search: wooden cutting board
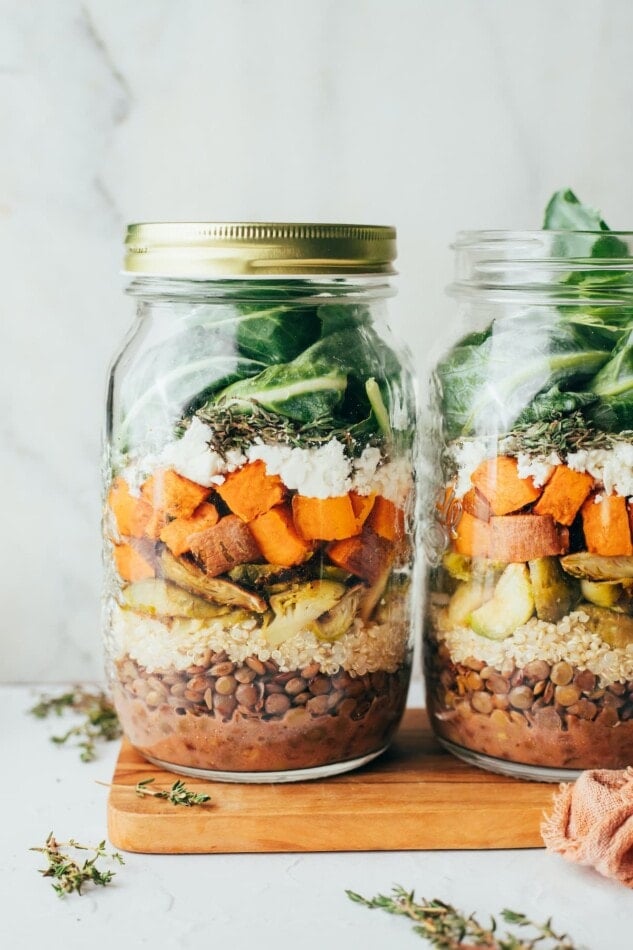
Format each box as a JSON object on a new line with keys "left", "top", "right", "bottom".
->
{"left": 107, "top": 709, "right": 556, "bottom": 853}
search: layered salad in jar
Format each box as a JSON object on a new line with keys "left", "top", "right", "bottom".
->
{"left": 425, "top": 191, "right": 633, "bottom": 775}
{"left": 104, "top": 285, "right": 415, "bottom": 778}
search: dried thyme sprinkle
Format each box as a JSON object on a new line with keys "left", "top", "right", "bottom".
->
{"left": 134, "top": 777, "right": 212, "bottom": 806}
{"left": 184, "top": 402, "right": 382, "bottom": 456}
{"left": 30, "top": 833, "right": 124, "bottom": 898}
{"left": 346, "top": 886, "right": 579, "bottom": 950}
{"left": 29, "top": 687, "right": 121, "bottom": 762}
{"left": 501, "top": 409, "right": 633, "bottom": 457}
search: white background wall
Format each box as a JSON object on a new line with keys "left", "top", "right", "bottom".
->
{"left": 3, "top": 0, "right": 633, "bottom": 681}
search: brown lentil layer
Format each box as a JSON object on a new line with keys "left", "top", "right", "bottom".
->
{"left": 425, "top": 641, "right": 633, "bottom": 770}
{"left": 113, "top": 652, "right": 410, "bottom": 773}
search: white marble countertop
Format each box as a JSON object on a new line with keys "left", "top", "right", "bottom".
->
{"left": 1, "top": 684, "right": 631, "bottom": 950}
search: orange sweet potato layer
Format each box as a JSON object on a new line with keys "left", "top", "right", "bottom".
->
{"left": 453, "top": 511, "right": 569, "bottom": 561}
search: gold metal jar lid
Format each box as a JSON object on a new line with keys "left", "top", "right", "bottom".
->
{"left": 124, "top": 222, "right": 397, "bottom": 277}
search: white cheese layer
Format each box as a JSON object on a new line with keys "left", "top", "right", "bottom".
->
{"left": 516, "top": 451, "right": 561, "bottom": 487}
{"left": 567, "top": 444, "right": 633, "bottom": 498}
{"left": 160, "top": 417, "right": 246, "bottom": 487}
{"left": 247, "top": 438, "right": 354, "bottom": 498}
{"left": 136, "top": 426, "right": 412, "bottom": 505}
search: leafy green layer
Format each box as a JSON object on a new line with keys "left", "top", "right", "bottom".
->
{"left": 437, "top": 190, "right": 633, "bottom": 445}
{"left": 115, "top": 288, "right": 410, "bottom": 456}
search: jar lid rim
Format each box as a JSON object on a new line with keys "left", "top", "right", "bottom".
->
{"left": 124, "top": 221, "right": 397, "bottom": 277}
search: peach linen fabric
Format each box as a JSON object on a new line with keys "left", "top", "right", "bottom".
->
{"left": 541, "top": 767, "right": 633, "bottom": 887}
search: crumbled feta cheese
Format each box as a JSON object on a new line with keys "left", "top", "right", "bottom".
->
{"left": 160, "top": 418, "right": 245, "bottom": 487}
{"left": 352, "top": 446, "right": 382, "bottom": 495}
{"left": 247, "top": 438, "right": 353, "bottom": 498}
{"left": 371, "top": 457, "right": 414, "bottom": 507}
{"left": 516, "top": 451, "right": 561, "bottom": 487}
{"left": 449, "top": 440, "right": 493, "bottom": 498}
{"left": 567, "top": 444, "right": 633, "bottom": 497}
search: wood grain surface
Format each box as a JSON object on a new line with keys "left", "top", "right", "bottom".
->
{"left": 107, "top": 709, "right": 556, "bottom": 854}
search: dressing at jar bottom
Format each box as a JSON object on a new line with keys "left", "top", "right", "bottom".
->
{"left": 113, "top": 655, "right": 409, "bottom": 781}
{"left": 425, "top": 612, "right": 633, "bottom": 780}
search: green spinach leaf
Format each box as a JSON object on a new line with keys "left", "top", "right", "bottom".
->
{"left": 544, "top": 188, "right": 629, "bottom": 259}
{"left": 436, "top": 310, "right": 611, "bottom": 439}
{"left": 234, "top": 303, "right": 320, "bottom": 363}
{"left": 210, "top": 324, "right": 404, "bottom": 426}
{"left": 513, "top": 386, "right": 598, "bottom": 425}
{"left": 588, "top": 330, "right": 633, "bottom": 430}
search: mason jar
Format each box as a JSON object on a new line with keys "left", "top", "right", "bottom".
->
{"left": 103, "top": 222, "right": 417, "bottom": 782}
{"left": 423, "top": 227, "right": 633, "bottom": 780}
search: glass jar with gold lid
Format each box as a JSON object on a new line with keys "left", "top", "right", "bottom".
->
{"left": 103, "top": 222, "right": 417, "bottom": 782}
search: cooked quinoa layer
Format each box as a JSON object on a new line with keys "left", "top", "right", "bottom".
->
{"left": 111, "top": 604, "right": 409, "bottom": 676}
{"left": 431, "top": 605, "right": 633, "bottom": 687}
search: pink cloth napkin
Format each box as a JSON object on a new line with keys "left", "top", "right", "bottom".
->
{"left": 541, "top": 767, "right": 633, "bottom": 887}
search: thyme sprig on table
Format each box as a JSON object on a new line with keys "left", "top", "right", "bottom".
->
{"left": 29, "top": 687, "right": 121, "bottom": 762}
{"left": 30, "top": 833, "right": 124, "bottom": 898}
{"left": 135, "top": 777, "right": 212, "bottom": 807}
{"left": 346, "top": 886, "right": 578, "bottom": 950}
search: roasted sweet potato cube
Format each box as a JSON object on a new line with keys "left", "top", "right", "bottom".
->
{"left": 488, "top": 515, "right": 569, "bottom": 562}
{"left": 461, "top": 488, "right": 492, "bottom": 522}
{"left": 350, "top": 491, "right": 376, "bottom": 529}
{"left": 366, "top": 495, "right": 405, "bottom": 542}
{"left": 292, "top": 494, "right": 360, "bottom": 541}
{"left": 113, "top": 543, "right": 155, "bottom": 582}
{"left": 533, "top": 466, "right": 594, "bottom": 526}
{"left": 215, "top": 460, "right": 285, "bottom": 522}
{"left": 249, "top": 505, "right": 313, "bottom": 566}
{"left": 189, "top": 515, "right": 262, "bottom": 577}
{"left": 582, "top": 494, "right": 633, "bottom": 557}
{"left": 327, "top": 527, "right": 393, "bottom": 584}
{"left": 159, "top": 502, "right": 220, "bottom": 557}
{"left": 108, "top": 477, "right": 153, "bottom": 538}
{"left": 452, "top": 511, "right": 490, "bottom": 557}
{"left": 141, "top": 468, "right": 209, "bottom": 520}
{"left": 470, "top": 456, "right": 542, "bottom": 516}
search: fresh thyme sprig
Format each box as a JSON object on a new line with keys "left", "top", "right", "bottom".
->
{"left": 135, "top": 777, "right": 212, "bottom": 806}
{"left": 346, "top": 886, "right": 578, "bottom": 950}
{"left": 29, "top": 687, "right": 121, "bottom": 762}
{"left": 30, "top": 833, "right": 124, "bottom": 898}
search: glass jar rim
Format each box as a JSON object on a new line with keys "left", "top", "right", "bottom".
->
{"left": 124, "top": 221, "right": 397, "bottom": 277}
{"left": 450, "top": 229, "right": 633, "bottom": 304}
{"left": 455, "top": 228, "right": 633, "bottom": 244}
